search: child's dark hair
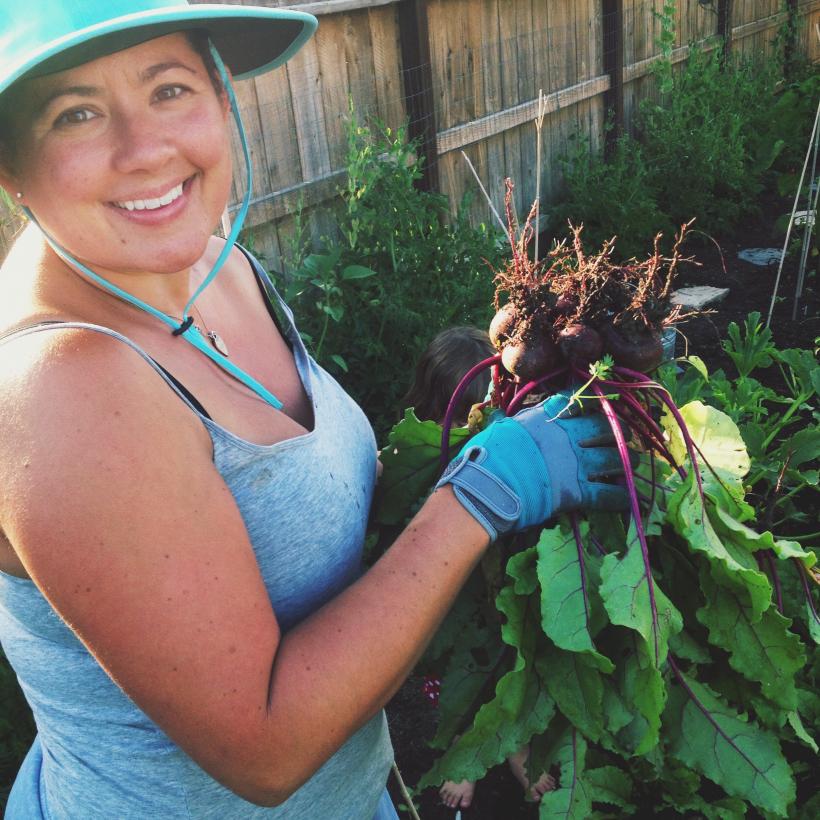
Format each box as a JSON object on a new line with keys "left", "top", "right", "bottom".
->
{"left": 403, "top": 326, "right": 494, "bottom": 425}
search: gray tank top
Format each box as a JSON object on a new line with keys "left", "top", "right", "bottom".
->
{"left": 0, "top": 256, "right": 396, "bottom": 818}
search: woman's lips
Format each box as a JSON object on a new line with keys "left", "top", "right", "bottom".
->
{"left": 107, "top": 176, "right": 195, "bottom": 223}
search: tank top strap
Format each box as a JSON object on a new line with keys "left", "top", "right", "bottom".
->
{"left": 0, "top": 321, "right": 209, "bottom": 420}
{"left": 235, "top": 245, "right": 300, "bottom": 341}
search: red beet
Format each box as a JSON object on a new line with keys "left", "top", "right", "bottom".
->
{"left": 558, "top": 324, "right": 603, "bottom": 366}
{"left": 489, "top": 304, "right": 518, "bottom": 349}
{"left": 602, "top": 325, "right": 664, "bottom": 371}
{"left": 501, "top": 334, "right": 559, "bottom": 382}
{"left": 554, "top": 295, "right": 578, "bottom": 317}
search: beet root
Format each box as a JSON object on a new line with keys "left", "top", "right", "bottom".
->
{"left": 557, "top": 324, "right": 603, "bottom": 366}
{"left": 554, "top": 294, "right": 579, "bottom": 317}
{"left": 501, "top": 334, "right": 559, "bottom": 382}
{"left": 489, "top": 304, "right": 518, "bottom": 349}
{"left": 602, "top": 325, "right": 664, "bottom": 371}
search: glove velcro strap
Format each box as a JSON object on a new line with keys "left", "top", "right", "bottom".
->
{"left": 435, "top": 446, "right": 521, "bottom": 542}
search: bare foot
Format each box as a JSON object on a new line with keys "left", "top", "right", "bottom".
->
{"left": 507, "top": 746, "right": 556, "bottom": 802}
{"left": 439, "top": 779, "right": 476, "bottom": 810}
{"left": 528, "top": 771, "right": 557, "bottom": 801}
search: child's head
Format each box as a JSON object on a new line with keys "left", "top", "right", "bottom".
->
{"left": 403, "top": 326, "right": 494, "bottom": 425}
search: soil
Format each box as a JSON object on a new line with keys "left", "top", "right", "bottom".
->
{"left": 384, "top": 189, "right": 818, "bottom": 820}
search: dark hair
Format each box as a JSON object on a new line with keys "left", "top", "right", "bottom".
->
{"left": 0, "top": 29, "right": 224, "bottom": 174}
{"left": 402, "top": 326, "right": 495, "bottom": 425}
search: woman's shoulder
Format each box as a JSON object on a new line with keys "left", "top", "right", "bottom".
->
{"left": 0, "top": 320, "right": 208, "bottom": 470}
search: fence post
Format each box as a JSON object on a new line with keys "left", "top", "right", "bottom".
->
{"left": 717, "top": 0, "right": 734, "bottom": 61}
{"left": 397, "top": 0, "right": 439, "bottom": 193}
{"left": 602, "top": 0, "right": 624, "bottom": 156}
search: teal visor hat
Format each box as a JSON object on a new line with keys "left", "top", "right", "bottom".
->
{"left": 0, "top": 0, "right": 317, "bottom": 95}
{"left": 0, "top": 1, "right": 318, "bottom": 412}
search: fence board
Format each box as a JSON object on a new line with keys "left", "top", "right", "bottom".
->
{"left": 368, "top": 6, "right": 407, "bottom": 132}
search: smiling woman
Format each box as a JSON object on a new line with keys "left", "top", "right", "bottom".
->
{"left": 0, "top": 3, "right": 632, "bottom": 819}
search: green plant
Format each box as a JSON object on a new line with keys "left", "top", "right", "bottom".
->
{"left": 658, "top": 313, "right": 819, "bottom": 540}
{"left": 285, "top": 115, "right": 506, "bottom": 438}
{"left": 637, "top": 46, "right": 782, "bottom": 233}
{"left": 371, "top": 318, "right": 818, "bottom": 815}
{"left": 550, "top": 132, "right": 672, "bottom": 261}
{"left": 283, "top": 248, "right": 376, "bottom": 370}
{"left": 652, "top": 0, "right": 678, "bottom": 96}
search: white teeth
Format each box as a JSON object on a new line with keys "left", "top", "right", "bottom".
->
{"left": 115, "top": 182, "right": 184, "bottom": 212}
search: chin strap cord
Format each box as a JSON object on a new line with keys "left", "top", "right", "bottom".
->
{"left": 22, "top": 41, "right": 283, "bottom": 411}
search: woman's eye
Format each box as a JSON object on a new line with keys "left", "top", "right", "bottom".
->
{"left": 54, "top": 108, "right": 96, "bottom": 127}
{"left": 155, "top": 85, "right": 187, "bottom": 102}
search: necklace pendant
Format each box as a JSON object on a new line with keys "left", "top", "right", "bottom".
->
{"left": 207, "top": 330, "right": 230, "bottom": 357}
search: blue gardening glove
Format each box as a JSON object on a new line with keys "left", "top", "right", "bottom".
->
{"left": 436, "top": 392, "right": 629, "bottom": 541}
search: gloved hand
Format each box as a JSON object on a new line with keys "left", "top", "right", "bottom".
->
{"left": 436, "top": 391, "right": 629, "bottom": 541}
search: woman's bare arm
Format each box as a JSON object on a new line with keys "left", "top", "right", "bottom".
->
{"left": 0, "top": 329, "right": 487, "bottom": 805}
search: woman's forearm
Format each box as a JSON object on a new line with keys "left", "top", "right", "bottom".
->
{"left": 249, "top": 487, "right": 487, "bottom": 803}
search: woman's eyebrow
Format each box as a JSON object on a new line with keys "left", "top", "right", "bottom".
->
{"left": 34, "top": 85, "right": 100, "bottom": 118}
{"left": 140, "top": 61, "right": 198, "bottom": 83}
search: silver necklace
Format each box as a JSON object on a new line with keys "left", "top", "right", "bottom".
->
{"left": 190, "top": 303, "right": 230, "bottom": 357}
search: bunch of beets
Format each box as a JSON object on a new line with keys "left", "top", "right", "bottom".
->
{"left": 441, "top": 183, "right": 700, "bottom": 668}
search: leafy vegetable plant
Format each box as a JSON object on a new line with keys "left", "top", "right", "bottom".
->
{"left": 372, "top": 206, "right": 818, "bottom": 817}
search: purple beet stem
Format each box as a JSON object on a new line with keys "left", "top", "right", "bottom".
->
{"left": 505, "top": 367, "right": 568, "bottom": 417}
{"left": 794, "top": 559, "right": 820, "bottom": 626}
{"left": 592, "top": 383, "right": 661, "bottom": 665}
{"left": 569, "top": 513, "right": 592, "bottom": 636}
{"left": 439, "top": 354, "right": 501, "bottom": 471}
{"left": 616, "top": 390, "right": 686, "bottom": 474}
{"left": 763, "top": 551, "right": 784, "bottom": 614}
{"left": 589, "top": 533, "right": 608, "bottom": 556}
{"left": 614, "top": 366, "right": 705, "bottom": 504}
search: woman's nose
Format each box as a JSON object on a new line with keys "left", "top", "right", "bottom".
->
{"left": 110, "top": 112, "right": 175, "bottom": 174}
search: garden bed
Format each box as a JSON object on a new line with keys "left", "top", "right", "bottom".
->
{"left": 384, "top": 190, "right": 818, "bottom": 819}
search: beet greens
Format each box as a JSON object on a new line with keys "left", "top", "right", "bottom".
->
{"left": 373, "top": 188, "right": 817, "bottom": 817}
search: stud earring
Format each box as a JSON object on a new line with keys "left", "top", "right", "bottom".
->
{"left": 15, "top": 192, "right": 23, "bottom": 200}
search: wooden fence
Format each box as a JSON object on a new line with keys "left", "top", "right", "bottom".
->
{"left": 2, "top": 0, "right": 820, "bottom": 267}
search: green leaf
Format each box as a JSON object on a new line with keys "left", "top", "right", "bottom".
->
{"left": 538, "top": 729, "right": 591, "bottom": 819}
{"left": 538, "top": 649, "right": 606, "bottom": 742}
{"left": 329, "top": 354, "right": 348, "bottom": 372}
{"left": 341, "top": 264, "right": 377, "bottom": 280}
{"left": 658, "top": 759, "right": 703, "bottom": 814}
{"left": 418, "top": 585, "right": 554, "bottom": 788}
{"left": 775, "top": 348, "right": 819, "bottom": 398}
{"left": 661, "top": 400, "right": 751, "bottom": 497}
{"left": 709, "top": 504, "right": 816, "bottom": 570}
{"left": 683, "top": 354, "right": 710, "bottom": 382}
{"left": 419, "top": 659, "right": 554, "bottom": 787}
{"left": 321, "top": 303, "right": 344, "bottom": 322}
{"left": 431, "top": 637, "right": 506, "bottom": 750}
{"left": 668, "top": 629, "right": 712, "bottom": 665}
{"left": 696, "top": 569, "right": 805, "bottom": 710}
{"left": 599, "top": 529, "right": 682, "bottom": 666}
{"left": 774, "top": 425, "right": 820, "bottom": 470}
{"left": 536, "top": 522, "right": 613, "bottom": 672}
{"left": 600, "top": 678, "right": 633, "bottom": 740}
{"left": 701, "top": 797, "right": 748, "bottom": 820}
{"left": 609, "top": 631, "right": 666, "bottom": 755}
{"left": 664, "top": 672, "right": 796, "bottom": 816}
{"left": 667, "top": 473, "right": 772, "bottom": 619}
{"left": 787, "top": 710, "right": 818, "bottom": 753}
{"left": 585, "top": 766, "right": 635, "bottom": 812}
{"left": 374, "top": 410, "right": 471, "bottom": 525}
